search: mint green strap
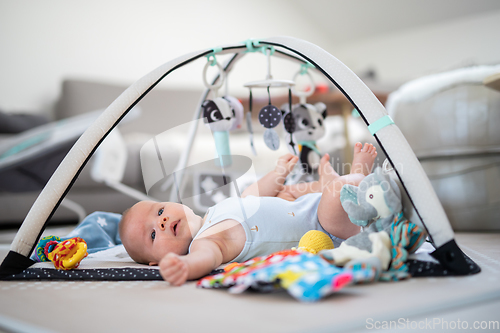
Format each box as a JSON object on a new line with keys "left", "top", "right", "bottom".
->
{"left": 299, "top": 62, "right": 315, "bottom": 75}
{"left": 242, "top": 39, "right": 274, "bottom": 55}
{"left": 297, "top": 140, "right": 321, "bottom": 156}
{"left": 368, "top": 115, "right": 394, "bottom": 136}
{"left": 243, "top": 39, "right": 261, "bottom": 52}
{"left": 206, "top": 47, "right": 223, "bottom": 66}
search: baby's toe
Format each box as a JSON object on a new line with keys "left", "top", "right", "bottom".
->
{"left": 354, "top": 142, "right": 362, "bottom": 154}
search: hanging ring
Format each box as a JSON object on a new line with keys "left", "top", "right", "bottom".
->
{"left": 291, "top": 68, "right": 315, "bottom": 104}
{"left": 203, "top": 59, "right": 225, "bottom": 96}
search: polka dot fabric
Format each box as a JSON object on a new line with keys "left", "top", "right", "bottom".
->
{"left": 259, "top": 105, "right": 281, "bottom": 129}
{"left": 3, "top": 268, "right": 163, "bottom": 281}
{"left": 283, "top": 112, "right": 296, "bottom": 134}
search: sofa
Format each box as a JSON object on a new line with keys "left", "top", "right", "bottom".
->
{"left": 0, "top": 79, "right": 204, "bottom": 225}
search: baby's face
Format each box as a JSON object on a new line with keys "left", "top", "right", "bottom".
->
{"left": 121, "top": 201, "right": 199, "bottom": 265}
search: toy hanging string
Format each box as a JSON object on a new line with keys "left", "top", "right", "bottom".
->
{"left": 247, "top": 88, "right": 256, "bottom": 155}
{"left": 249, "top": 88, "right": 253, "bottom": 113}
{"left": 288, "top": 88, "right": 297, "bottom": 155}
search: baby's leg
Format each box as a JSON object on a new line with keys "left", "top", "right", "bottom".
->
{"left": 317, "top": 143, "right": 377, "bottom": 239}
{"left": 242, "top": 154, "right": 298, "bottom": 198}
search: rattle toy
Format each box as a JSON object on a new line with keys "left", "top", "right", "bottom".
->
{"left": 202, "top": 52, "right": 243, "bottom": 167}
{"left": 35, "top": 235, "right": 88, "bottom": 270}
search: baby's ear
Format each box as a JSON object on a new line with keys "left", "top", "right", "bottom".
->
{"left": 149, "top": 261, "right": 158, "bottom": 266}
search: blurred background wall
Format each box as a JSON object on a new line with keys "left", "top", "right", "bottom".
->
{"left": 1, "top": 0, "right": 500, "bottom": 115}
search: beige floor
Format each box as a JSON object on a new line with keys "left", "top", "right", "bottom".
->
{"left": 0, "top": 231, "right": 499, "bottom": 333}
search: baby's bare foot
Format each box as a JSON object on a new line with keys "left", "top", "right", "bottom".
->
{"left": 351, "top": 142, "right": 377, "bottom": 176}
{"left": 318, "top": 153, "right": 339, "bottom": 189}
{"left": 275, "top": 154, "right": 299, "bottom": 178}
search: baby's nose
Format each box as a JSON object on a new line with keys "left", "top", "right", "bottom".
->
{"left": 159, "top": 217, "right": 169, "bottom": 230}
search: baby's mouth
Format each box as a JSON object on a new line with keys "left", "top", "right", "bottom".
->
{"left": 170, "top": 220, "right": 180, "bottom": 236}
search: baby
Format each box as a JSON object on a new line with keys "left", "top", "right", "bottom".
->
{"left": 119, "top": 142, "right": 377, "bottom": 286}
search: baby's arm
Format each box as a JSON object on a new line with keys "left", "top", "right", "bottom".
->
{"left": 158, "top": 239, "right": 223, "bottom": 286}
{"left": 242, "top": 154, "right": 298, "bottom": 198}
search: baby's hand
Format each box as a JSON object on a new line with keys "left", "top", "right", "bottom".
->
{"left": 275, "top": 154, "right": 299, "bottom": 177}
{"left": 159, "top": 253, "right": 188, "bottom": 286}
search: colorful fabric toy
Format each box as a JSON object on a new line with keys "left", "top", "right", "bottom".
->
{"left": 198, "top": 249, "right": 300, "bottom": 290}
{"left": 198, "top": 250, "right": 353, "bottom": 302}
{"left": 379, "top": 212, "right": 426, "bottom": 281}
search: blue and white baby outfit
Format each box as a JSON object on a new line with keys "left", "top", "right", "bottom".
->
{"left": 188, "top": 193, "right": 344, "bottom": 262}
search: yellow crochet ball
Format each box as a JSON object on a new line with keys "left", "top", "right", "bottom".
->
{"left": 298, "top": 230, "right": 334, "bottom": 254}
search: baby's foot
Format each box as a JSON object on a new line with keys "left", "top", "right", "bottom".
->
{"left": 351, "top": 142, "right": 377, "bottom": 176}
{"left": 275, "top": 154, "right": 299, "bottom": 178}
{"left": 318, "top": 153, "right": 339, "bottom": 189}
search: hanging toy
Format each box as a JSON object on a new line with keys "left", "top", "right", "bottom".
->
{"left": 285, "top": 63, "right": 328, "bottom": 173}
{"left": 259, "top": 86, "right": 282, "bottom": 150}
{"left": 35, "top": 235, "right": 88, "bottom": 270}
{"left": 287, "top": 103, "right": 327, "bottom": 173}
{"left": 244, "top": 45, "right": 295, "bottom": 153}
{"left": 224, "top": 95, "right": 244, "bottom": 131}
{"left": 201, "top": 52, "right": 241, "bottom": 167}
{"left": 282, "top": 89, "right": 298, "bottom": 155}
{"left": 246, "top": 89, "right": 257, "bottom": 155}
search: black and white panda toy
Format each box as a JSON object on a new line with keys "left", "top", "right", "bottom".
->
{"left": 282, "top": 102, "right": 327, "bottom": 173}
{"left": 201, "top": 96, "right": 244, "bottom": 167}
{"left": 202, "top": 97, "right": 235, "bottom": 132}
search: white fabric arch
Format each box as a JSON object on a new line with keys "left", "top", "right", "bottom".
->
{"left": 0, "top": 36, "right": 473, "bottom": 277}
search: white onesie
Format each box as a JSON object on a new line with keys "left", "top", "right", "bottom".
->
{"left": 188, "top": 193, "right": 343, "bottom": 263}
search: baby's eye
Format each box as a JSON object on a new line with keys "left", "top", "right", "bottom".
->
{"left": 151, "top": 230, "right": 156, "bottom": 241}
{"left": 158, "top": 208, "right": 164, "bottom": 216}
